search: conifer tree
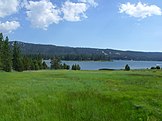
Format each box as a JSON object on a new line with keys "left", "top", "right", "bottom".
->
{"left": 30, "top": 60, "right": 35, "bottom": 70}
{"left": 72, "top": 64, "right": 81, "bottom": 70}
{"left": 125, "top": 64, "right": 130, "bottom": 71}
{"left": 22, "top": 56, "right": 31, "bottom": 70}
{"left": 33, "top": 60, "right": 39, "bottom": 70}
{"left": 51, "top": 57, "right": 61, "bottom": 69}
{"left": 71, "top": 64, "right": 76, "bottom": 70}
{"left": 76, "top": 64, "right": 81, "bottom": 70}
{"left": 12, "top": 41, "right": 23, "bottom": 72}
{"left": 1, "top": 36, "right": 12, "bottom": 72}
{"left": 0, "top": 33, "right": 3, "bottom": 70}
{"left": 42, "top": 61, "right": 48, "bottom": 69}
{"left": 62, "top": 63, "right": 70, "bottom": 70}
{"left": 37, "top": 54, "right": 43, "bottom": 69}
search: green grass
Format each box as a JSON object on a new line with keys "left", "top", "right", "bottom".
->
{"left": 0, "top": 70, "right": 162, "bottom": 121}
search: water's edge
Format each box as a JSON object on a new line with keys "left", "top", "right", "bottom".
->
{"left": 44, "top": 60, "right": 162, "bottom": 70}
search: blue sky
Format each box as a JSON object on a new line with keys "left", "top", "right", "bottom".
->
{"left": 0, "top": 0, "right": 162, "bottom": 52}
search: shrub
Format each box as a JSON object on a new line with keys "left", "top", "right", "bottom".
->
{"left": 125, "top": 64, "right": 130, "bottom": 71}
{"left": 151, "top": 66, "right": 160, "bottom": 70}
{"left": 150, "top": 67, "right": 156, "bottom": 69}
{"left": 72, "top": 64, "right": 81, "bottom": 70}
{"left": 156, "top": 66, "right": 160, "bottom": 69}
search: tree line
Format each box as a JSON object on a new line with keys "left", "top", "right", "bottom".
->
{"left": 0, "top": 33, "right": 48, "bottom": 72}
{"left": 28, "top": 54, "right": 111, "bottom": 61}
{"left": 50, "top": 57, "right": 80, "bottom": 70}
{"left": 0, "top": 33, "right": 80, "bottom": 72}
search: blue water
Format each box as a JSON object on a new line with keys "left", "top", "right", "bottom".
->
{"left": 45, "top": 60, "right": 162, "bottom": 70}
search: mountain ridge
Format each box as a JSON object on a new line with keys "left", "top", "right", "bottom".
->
{"left": 10, "top": 41, "right": 162, "bottom": 61}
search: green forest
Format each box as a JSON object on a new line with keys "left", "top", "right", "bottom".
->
{"left": 0, "top": 33, "right": 47, "bottom": 72}
{"left": 0, "top": 33, "right": 82, "bottom": 72}
{"left": 9, "top": 41, "right": 162, "bottom": 61}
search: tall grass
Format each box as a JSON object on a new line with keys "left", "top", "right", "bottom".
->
{"left": 0, "top": 70, "right": 162, "bottom": 121}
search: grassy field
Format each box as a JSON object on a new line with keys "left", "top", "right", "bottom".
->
{"left": 0, "top": 70, "right": 162, "bottom": 121}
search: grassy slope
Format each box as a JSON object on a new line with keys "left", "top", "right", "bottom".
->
{"left": 0, "top": 70, "right": 162, "bottom": 121}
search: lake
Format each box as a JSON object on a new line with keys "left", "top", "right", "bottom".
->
{"left": 45, "top": 60, "right": 162, "bottom": 70}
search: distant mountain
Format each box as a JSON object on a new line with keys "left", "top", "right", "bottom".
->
{"left": 10, "top": 41, "right": 162, "bottom": 61}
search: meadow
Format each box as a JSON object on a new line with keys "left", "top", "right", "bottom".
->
{"left": 0, "top": 70, "right": 162, "bottom": 121}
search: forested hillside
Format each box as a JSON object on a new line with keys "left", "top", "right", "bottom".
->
{"left": 10, "top": 41, "right": 162, "bottom": 61}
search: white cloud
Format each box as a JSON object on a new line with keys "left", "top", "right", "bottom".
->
{"left": 79, "top": 0, "right": 98, "bottom": 7}
{"left": 0, "top": 21, "right": 20, "bottom": 33}
{"left": 62, "top": 1, "right": 88, "bottom": 22}
{"left": 0, "top": 0, "right": 20, "bottom": 18}
{"left": 119, "top": 2, "right": 162, "bottom": 19}
{"left": 25, "top": 0, "right": 61, "bottom": 30}
{"left": 0, "top": 0, "right": 98, "bottom": 31}
{"left": 20, "top": 0, "right": 28, "bottom": 8}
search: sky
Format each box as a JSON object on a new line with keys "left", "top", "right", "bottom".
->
{"left": 0, "top": 0, "right": 162, "bottom": 52}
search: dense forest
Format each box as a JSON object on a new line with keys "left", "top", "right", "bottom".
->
{"left": 9, "top": 41, "right": 162, "bottom": 61}
{"left": 0, "top": 33, "right": 48, "bottom": 72}
{"left": 0, "top": 33, "right": 81, "bottom": 72}
{"left": 10, "top": 41, "right": 111, "bottom": 61}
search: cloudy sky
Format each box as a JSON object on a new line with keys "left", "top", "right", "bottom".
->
{"left": 0, "top": 0, "right": 162, "bottom": 52}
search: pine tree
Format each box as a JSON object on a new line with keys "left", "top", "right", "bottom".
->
{"left": 76, "top": 64, "right": 81, "bottom": 70}
{"left": 71, "top": 64, "right": 75, "bottom": 70}
{"left": 12, "top": 41, "right": 23, "bottom": 72}
{"left": 22, "top": 56, "right": 31, "bottom": 70}
{"left": 34, "top": 60, "right": 39, "bottom": 70}
{"left": 42, "top": 61, "right": 48, "bottom": 69}
{"left": 1, "top": 36, "right": 12, "bottom": 72}
{"left": 63, "top": 63, "right": 70, "bottom": 70}
{"left": 30, "top": 60, "right": 35, "bottom": 70}
{"left": 0, "top": 33, "right": 3, "bottom": 70}
{"left": 125, "top": 64, "right": 130, "bottom": 71}
{"left": 37, "top": 54, "right": 43, "bottom": 69}
{"left": 72, "top": 64, "right": 81, "bottom": 70}
{"left": 51, "top": 57, "right": 61, "bottom": 69}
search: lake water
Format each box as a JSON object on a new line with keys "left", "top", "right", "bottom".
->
{"left": 45, "top": 60, "right": 162, "bottom": 70}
